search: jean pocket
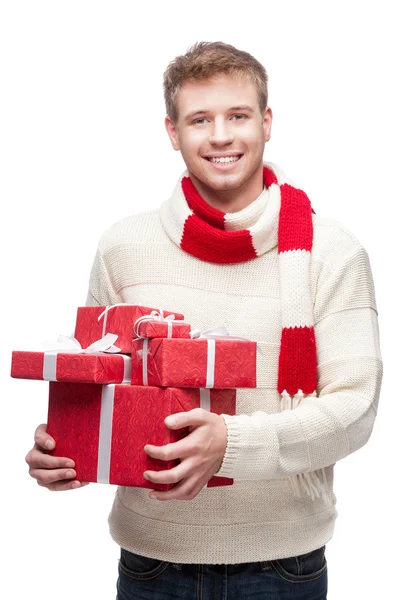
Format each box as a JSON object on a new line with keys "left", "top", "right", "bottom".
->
{"left": 271, "top": 545, "right": 327, "bottom": 583}
{"left": 118, "top": 548, "right": 170, "bottom": 581}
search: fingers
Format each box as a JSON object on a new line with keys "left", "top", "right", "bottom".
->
{"left": 29, "top": 461, "right": 90, "bottom": 491}
{"left": 37, "top": 480, "right": 90, "bottom": 492}
{"left": 164, "top": 408, "right": 210, "bottom": 430}
{"left": 144, "top": 437, "right": 201, "bottom": 462}
{"left": 25, "top": 446, "right": 74, "bottom": 469}
{"left": 26, "top": 423, "right": 89, "bottom": 491}
{"left": 29, "top": 465, "right": 76, "bottom": 485}
{"left": 144, "top": 460, "right": 190, "bottom": 485}
{"left": 34, "top": 423, "right": 56, "bottom": 451}
{"left": 144, "top": 454, "right": 210, "bottom": 501}
{"left": 148, "top": 476, "right": 205, "bottom": 502}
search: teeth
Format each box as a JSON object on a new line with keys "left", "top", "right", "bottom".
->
{"left": 209, "top": 156, "right": 241, "bottom": 164}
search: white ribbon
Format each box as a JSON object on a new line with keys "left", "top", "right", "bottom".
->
{"left": 97, "top": 384, "right": 115, "bottom": 484}
{"left": 206, "top": 339, "right": 216, "bottom": 388}
{"left": 190, "top": 327, "right": 262, "bottom": 355}
{"left": 142, "top": 338, "right": 149, "bottom": 385}
{"left": 41, "top": 334, "right": 125, "bottom": 382}
{"left": 119, "top": 356, "right": 132, "bottom": 384}
{"left": 97, "top": 303, "right": 141, "bottom": 322}
{"left": 200, "top": 388, "right": 211, "bottom": 411}
{"left": 190, "top": 327, "right": 251, "bottom": 389}
{"left": 189, "top": 326, "right": 230, "bottom": 340}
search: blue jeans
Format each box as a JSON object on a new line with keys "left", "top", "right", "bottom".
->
{"left": 116, "top": 545, "right": 327, "bottom": 599}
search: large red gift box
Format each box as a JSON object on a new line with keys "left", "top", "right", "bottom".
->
{"left": 131, "top": 337, "right": 257, "bottom": 388}
{"left": 11, "top": 351, "right": 131, "bottom": 384}
{"left": 47, "top": 382, "right": 236, "bottom": 490}
{"left": 74, "top": 305, "right": 184, "bottom": 354}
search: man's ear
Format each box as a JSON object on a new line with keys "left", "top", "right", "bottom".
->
{"left": 165, "top": 115, "right": 181, "bottom": 151}
{"left": 263, "top": 106, "right": 273, "bottom": 143}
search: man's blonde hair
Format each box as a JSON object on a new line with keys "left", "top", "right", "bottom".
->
{"left": 163, "top": 41, "right": 268, "bottom": 123}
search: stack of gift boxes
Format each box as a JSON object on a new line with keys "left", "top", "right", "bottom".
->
{"left": 11, "top": 304, "right": 257, "bottom": 491}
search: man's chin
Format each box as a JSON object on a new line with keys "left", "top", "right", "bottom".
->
{"left": 190, "top": 169, "right": 244, "bottom": 191}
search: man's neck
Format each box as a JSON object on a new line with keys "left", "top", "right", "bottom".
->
{"left": 187, "top": 169, "right": 264, "bottom": 214}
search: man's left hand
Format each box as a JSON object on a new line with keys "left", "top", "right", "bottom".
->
{"left": 143, "top": 408, "right": 227, "bottom": 501}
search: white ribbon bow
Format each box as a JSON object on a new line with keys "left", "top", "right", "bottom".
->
{"left": 41, "top": 333, "right": 121, "bottom": 354}
{"left": 189, "top": 326, "right": 249, "bottom": 341}
{"left": 41, "top": 334, "right": 123, "bottom": 381}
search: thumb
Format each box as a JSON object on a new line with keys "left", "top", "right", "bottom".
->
{"left": 34, "top": 423, "right": 55, "bottom": 450}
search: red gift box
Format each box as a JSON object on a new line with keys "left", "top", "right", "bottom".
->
{"left": 131, "top": 337, "right": 257, "bottom": 388}
{"left": 135, "top": 319, "right": 191, "bottom": 339}
{"left": 47, "top": 382, "right": 236, "bottom": 489}
{"left": 11, "top": 350, "right": 131, "bottom": 384}
{"left": 74, "top": 305, "right": 184, "bottom": 354}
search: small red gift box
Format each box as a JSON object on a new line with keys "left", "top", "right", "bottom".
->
{"left": 74, "top": 305, "right": 184, "bottom": 354}
{"left": 47, "top": 383, "right": 236, "bottom": 489}
{"left": 11, "top": 350, "right": 131, "bottom": 384}
{"left": 131, "top": 337, "right": 257, "bottom": 388}
{"left": 135, "top": 319, "right": 191, "bottom": 339}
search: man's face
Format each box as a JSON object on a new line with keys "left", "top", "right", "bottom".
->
{"left": 165, "top": 74, "right": 272, "bottom": 200}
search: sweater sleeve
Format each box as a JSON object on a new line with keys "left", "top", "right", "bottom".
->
{"left": 85, "top": 244, "right": 121, "bottom": 307}
{"left": 215, "top": 245, "right": 383, "bottom": 480}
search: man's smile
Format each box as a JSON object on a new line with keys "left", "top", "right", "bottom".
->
{"left": 203, "top": 154, "right": 244, "bottom": 169}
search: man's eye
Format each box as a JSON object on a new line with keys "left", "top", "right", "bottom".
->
{"left": 193, "top": 114, "right": 247, "bottom": 125}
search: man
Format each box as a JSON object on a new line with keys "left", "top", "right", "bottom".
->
{"left": 25, "top": 41, "right": 382, "bottom": 599}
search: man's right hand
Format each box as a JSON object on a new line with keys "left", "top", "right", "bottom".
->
{"left": 25, "top": 423, "right": 89, "bottom": 491}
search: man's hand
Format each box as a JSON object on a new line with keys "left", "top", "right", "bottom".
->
{"left": 143, "top": 408, "right": 227, "bottom": 501}
{"left": 25, "top": 423, "right": 89, "bottom": 491}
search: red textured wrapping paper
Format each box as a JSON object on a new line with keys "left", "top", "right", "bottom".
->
{"left": 74, "top": 306, "right": 184, "bottom": 354}
{"left": 47, "top": 383, "right": 236, "bottom": 490}
{"left": 136, "top": 320, "right": 191, "bottom": 339}
{"left": 131, "top": 338, "right": 257, "bottom": 388}
{"left": 11, "top": 351, "right": 131, "bottom": 384}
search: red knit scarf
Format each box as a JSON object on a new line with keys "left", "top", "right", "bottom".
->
{"left": 163, "top": 163, "right": 329, "bottom": 503}
{"left": 181, "top": 165, "right": 317, "bottom": 397}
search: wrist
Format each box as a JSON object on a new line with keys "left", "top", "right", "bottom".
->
{"left": 213, "top": 414, "right": 240, "bottom": 478}
{"left": 215, "top": 414, "right": 228, "bottom": 474}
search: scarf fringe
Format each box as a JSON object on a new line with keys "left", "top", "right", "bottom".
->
{"left": 281, "top": 390, "right": 330, "bottom": 505}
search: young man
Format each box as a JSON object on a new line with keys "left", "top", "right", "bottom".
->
{"left": 25, "top": 42, "right": 382, "bottom": 599}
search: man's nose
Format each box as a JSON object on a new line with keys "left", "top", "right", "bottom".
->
{"left": 208, "top": 119, "right": 235, "bottom": 145}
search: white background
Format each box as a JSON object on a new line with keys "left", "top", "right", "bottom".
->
{"left": 1, "top": 1, "right": 397, "bottom": 598}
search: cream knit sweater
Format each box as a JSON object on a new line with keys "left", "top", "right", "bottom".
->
{"left": 86, "top": 165, "right": 382, "bottom": 564}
